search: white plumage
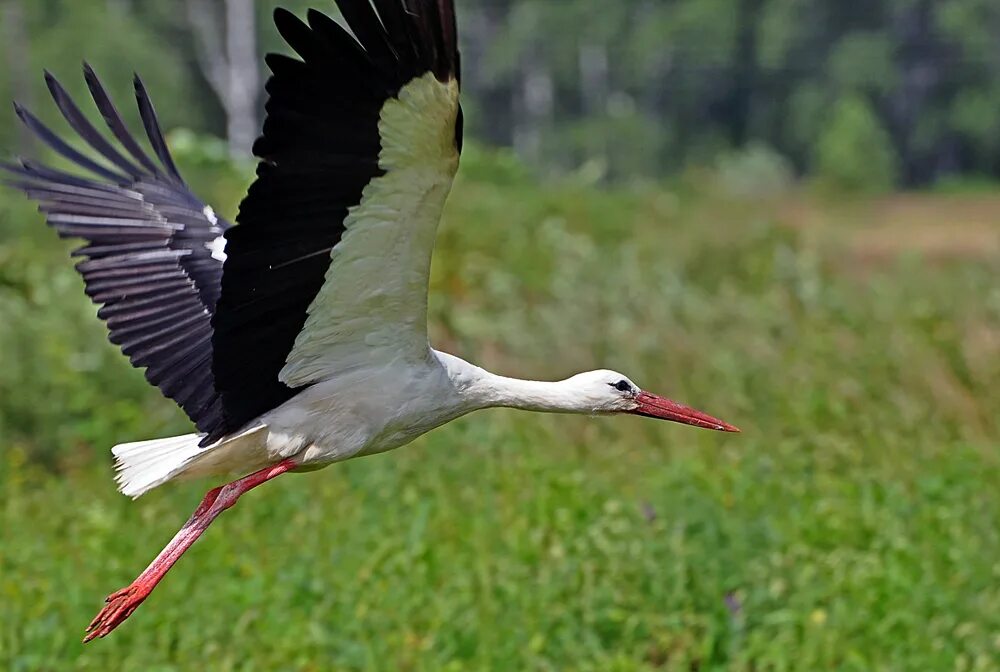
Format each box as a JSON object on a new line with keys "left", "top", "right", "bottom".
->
{"left": 112, "top": 434, "right": 203, "bottom": 498}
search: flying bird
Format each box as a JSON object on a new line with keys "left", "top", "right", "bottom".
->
{"left": 2, "top": 0, "right": 738, "bottom": 642}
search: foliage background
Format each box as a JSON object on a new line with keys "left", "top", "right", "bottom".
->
{"left": 2, "top": 0, "right": 1000, "bottom": 186}
{"left": 0, "top": 1, "right": 999, "bottom": 670}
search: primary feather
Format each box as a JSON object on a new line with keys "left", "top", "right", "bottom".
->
{"left": 2, "top": 67, "right": 229, "bottom": 436}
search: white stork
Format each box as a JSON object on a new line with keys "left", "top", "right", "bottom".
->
{"left": 2, "top": 0, "right": 739, "bottom": 642}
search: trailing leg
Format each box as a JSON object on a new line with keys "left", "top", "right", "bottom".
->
{"left": 83, "top": 459, "right": 296, "bottom": 642}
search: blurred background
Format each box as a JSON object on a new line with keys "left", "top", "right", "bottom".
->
{"left": 0, "top": 0, "right": 998, "bottom": 670}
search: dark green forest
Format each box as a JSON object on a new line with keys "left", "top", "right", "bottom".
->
{"left": 3, "top": 0, "right": 1000, "bottom": 186}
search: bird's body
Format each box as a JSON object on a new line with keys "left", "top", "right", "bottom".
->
{"left": 120, "top": 351, "right": 669, "bottom": 493}
{"left": 2, "top": 0, "right": 738, "bottom": 642}
{"left": 170, "top": 351, "right": 469, "bottom": 484}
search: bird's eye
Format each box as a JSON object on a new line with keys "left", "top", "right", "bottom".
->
{"left": 611, "top": 380, "right": 632, "bottom": 393}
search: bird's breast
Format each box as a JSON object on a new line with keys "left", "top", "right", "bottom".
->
{"left": 260, "top": 361, "right": 464, "bottom": 468}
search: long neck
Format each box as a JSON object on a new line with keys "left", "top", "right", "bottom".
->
{"left": 435, "top": 351, "right": 584, "bottom": 414}
{"left": 475, "top": 373, "right": 584, "bottom": 413}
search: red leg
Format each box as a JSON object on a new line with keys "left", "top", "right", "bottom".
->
{"left": 83, "top": 459, "right": 296, "bottom": 643}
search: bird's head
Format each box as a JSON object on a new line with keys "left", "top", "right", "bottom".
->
{"left": 566, "top": 370, "right": 740, "bottom": 433}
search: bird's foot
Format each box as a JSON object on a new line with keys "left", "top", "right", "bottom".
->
{"left": 83, "top": 583, "right": 150, "bottom": 642}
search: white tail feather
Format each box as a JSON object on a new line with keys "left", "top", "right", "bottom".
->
{"left": 112, "top": 434, "right": 204, "bottom": 499}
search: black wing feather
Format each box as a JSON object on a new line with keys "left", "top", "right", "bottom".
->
{"left": 332, "top": 2, "right": 399, "bottom": 76}
{"left": 372, "top": 0, "right": 420, "bottom": 76}
{"left": 3, "top": 67, "right": 229, "bottom": 438}
{"left": 83, "top": 64, "right": 165, "bottom": 177}
{"left": 44, "top": 71, "right": 144, "bottom": 178}
{"left": 13, "top": 103, "right": 127, "bottom": 183}
{"left": 133, "top": 76, "right": 184, "bottom": 183}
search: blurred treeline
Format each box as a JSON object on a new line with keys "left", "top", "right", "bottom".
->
{"left": 2, "top": 0, "right": 1000, "bottom": 188}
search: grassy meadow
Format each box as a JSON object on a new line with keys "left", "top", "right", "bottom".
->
{"left": 1, "top": 148, "right": 999, "bottom": 670}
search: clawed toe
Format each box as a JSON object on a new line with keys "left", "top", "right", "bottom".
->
{"left": 83, "top": 586, "right": 148, "bottom": 643}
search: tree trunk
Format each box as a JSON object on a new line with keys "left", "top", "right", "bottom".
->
{"left": 185, "top": 0, "right": 260, "bottom": 159}
{"left": 579, "top": 43, "right": 609, "bottom": 116}
{"left": 889, "top": 0, "right": 939, "bottom": 185}
{"left": 729, "top": 0, "right": 763, "bottom": 147}
{"left": 579, "top": 42, "right": 610, "bottom": 168}
{"left": 514, "top": 48, "right": 554, "bottom": 165}
{"left": 223, "top": 0, "right": 259, "bottom": 158}
{"left": 463, "top": 1, "right": 511, "bottom": 147}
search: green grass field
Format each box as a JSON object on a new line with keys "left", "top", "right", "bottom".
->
{"left": 1, "top": 153, "right": 999, "bottom": 670}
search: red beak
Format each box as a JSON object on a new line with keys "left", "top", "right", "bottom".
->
{"left": 630, "top": 391, "right": 740, "bottom": 433}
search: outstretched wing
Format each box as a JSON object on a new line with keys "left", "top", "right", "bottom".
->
{"left": 2, "top": 67, "right": 228, "bottom": 436}
{"left": 210, "top": 0, "right": 462, "bottom": 443}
